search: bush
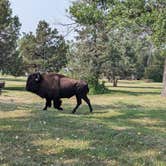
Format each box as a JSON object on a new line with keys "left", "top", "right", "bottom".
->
{"left": 144, "top": 65, "right": 163, "bottom": 82}
{"left": 88, "top": 77, "right": 109, "bottom": 94}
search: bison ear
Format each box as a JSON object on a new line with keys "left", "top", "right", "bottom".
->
{"left": 35, "top": 73, "right": 42, "bottom": 82}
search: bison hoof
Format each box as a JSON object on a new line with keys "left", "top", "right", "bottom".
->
{"left": 58, "top": 107, "right": 63, "bottom": 111}
{"left": 72, "top": 110, "right": 76, "bottom": 114}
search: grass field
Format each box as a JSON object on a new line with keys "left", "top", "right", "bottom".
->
{"left": 0, "top": 76, "right": 166, "bottom": 166}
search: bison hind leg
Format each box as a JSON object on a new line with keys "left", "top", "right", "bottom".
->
{"left": 82, "top": 95, "right": 93, "bottom": 113}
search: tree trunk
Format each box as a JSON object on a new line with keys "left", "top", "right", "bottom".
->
{"left": 161, "top": 58, "right": 166, "bottom": 96}
{"left": 107, "top": 76, "right": 111, "bottom": 82}
{"left": 113, "top": 78, "right": 118, "bottom": 87}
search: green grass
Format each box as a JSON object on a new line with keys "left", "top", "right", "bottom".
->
{"left": 0, "top": 76, "right": 166, "bottom": 166}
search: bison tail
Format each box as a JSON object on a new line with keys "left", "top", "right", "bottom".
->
{"left": 81, "top": 83, "right": 89, "bottom": 95}
{"left": 76, "top": 82, "right": 89, "bottom": 95}
{"left": 85, "top": 84, "right": 89, "bottom": 93}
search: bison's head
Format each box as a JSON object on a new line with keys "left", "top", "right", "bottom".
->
{"left": 26, "top": 72, "right": 42, "bottom": 93}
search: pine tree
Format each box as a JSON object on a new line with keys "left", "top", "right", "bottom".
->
{"left": 0, "top": 0, "right": 21, "bottom": 74}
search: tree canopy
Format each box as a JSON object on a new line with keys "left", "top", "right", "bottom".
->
{"left": 18, "top": 20, "right": 68, "bottom": 73}
{"left": 68, "top": 0, "right": 166, "bottom": 92}
{"left": 0, "top": 0, "right": 165, "bottom": 94}
{"left": 0, "top": 0, "right": 21, "bottom": 75}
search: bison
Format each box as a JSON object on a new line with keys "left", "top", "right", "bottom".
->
{"left": 26, "top": 72, "right": 93, "bottom": 114}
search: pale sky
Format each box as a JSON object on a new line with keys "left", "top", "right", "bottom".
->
{"left": 10, "top": 0, "right": 74, "bottom": 38}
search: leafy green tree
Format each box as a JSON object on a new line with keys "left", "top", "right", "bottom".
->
{"left": 106, "top": 0, "right": 166, "bottom": 93}
{"left": 0, "top": 0, "right": 21, "bottom": 74}
{"left": 101, "top": 29, "right": 136, "bottom": 86}
{"left": 69, "top": 0, "right": 109, "bottom": 92}
{"left": 7, "top": 51, "right": 25, "bottom": 76}
{"left": 19, "top": 20, "right": 68, "bottom": 73}
{"left": 69, "top": 0, "right": 165, "bottom": 92}
{"left": 145, "top": 50, "right": 164, "bottom": 82}
{"left": 18, "top": 32, "right": 36, "bottom": 73}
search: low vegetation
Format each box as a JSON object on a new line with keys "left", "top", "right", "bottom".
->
{"left": 0, "top": 76, "right": 165, "bottom": 165}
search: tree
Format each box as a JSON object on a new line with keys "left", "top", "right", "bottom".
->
{"left": 7, "top": 51, "right": 25, "bottom": 76}
{"left": 106, "top": 0, "right": 166, "bottom": 93}
{"left": 19, "top": 20, "right": 68, "bottom": 73}
{"left": 0, "top": 0, "right": 21, "bottom": 74}
{"left": 69, "top": 0, "right": 109, "bottom": 92}
{"left": 69, "top": 0, "right": 165, "bottom": 91}
{"left": 18, "top": 32, "right": 37, "bottom": 73}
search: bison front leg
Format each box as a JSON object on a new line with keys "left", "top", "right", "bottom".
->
{"left": 72, "top": 95, "right": 82, "bottom": 114}
{"left": 53, "top": 99, "right": 63, "bottom": 111}
{"left": 43, "top": 98, "right": 52, "bottom": 110}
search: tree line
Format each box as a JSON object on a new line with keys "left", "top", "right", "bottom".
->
{"left": 0, "top": 0, "right": 165, "bottom": 94}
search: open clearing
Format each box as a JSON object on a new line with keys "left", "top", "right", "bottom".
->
{"left": 0, "top": 77, "right": 166, "bottom": 165}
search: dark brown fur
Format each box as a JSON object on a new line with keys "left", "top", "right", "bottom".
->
{"left": 26, "top": 72, "right": 93, "bottom": 113}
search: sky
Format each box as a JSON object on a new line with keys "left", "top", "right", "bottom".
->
{"left": 10, "top": 0, "right": 74, "bottom": 38}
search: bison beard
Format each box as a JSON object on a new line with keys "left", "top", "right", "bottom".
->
{"left": 26, "top": 72, "right": 93, "bottom": 113}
